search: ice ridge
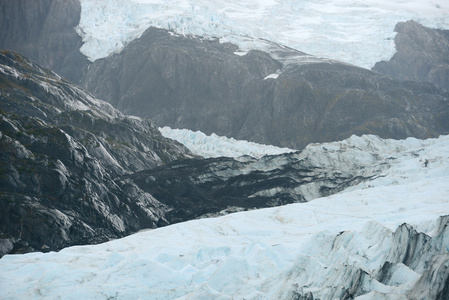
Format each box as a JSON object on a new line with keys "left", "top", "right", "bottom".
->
{"left": 159, "top": 126, "right": 296, "bottom": 158}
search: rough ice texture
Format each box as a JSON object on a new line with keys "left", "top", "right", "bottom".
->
{"left": 77, "top": 0, "right": 449, "bottom": 68}
{"left": 1, "top": 134, "right": 449, "bottom": 299}
{"left": 159, "top": 126, "right": 295, "bottom": 158}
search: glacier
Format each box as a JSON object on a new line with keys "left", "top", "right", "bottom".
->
{"left": 1, "top": 134, "right": 448, "bottom": 299}
{"left": 76, "top": 0, "right": 449, "bottom": 68}
{"left": 159, "top": 126, "right": 295, "bottom": 158}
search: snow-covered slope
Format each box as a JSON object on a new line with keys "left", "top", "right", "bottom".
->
{"left": 76, "top": 0, "right": 449, "bottom": 68}
{"left": 1, "top": 134, "right": 448, "bottom": 299}
{"left": 159, "top": 126, "right": 295, "bottom": 158}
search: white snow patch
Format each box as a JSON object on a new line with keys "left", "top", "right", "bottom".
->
{"left": 90, "top": 140, "right": 124, "bottom": 172}
{"left": 77, "top": 0, "right": 449, "bottom": 68}
{"left": 264, "top": 73, "right": 279, "bottom": 80}
{"left": 233, "top": 51, "right": 248, "bottom": 56}
{"left": 0, "top": 64, "right": 21, "bottom": 79}
{"left": 159, "top": 126, "right": 295, "bottom": 158}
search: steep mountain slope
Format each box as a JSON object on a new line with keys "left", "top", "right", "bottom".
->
{"left": 0, "top": 0, "right": 89, "bottom": 83}
{"left": 373, "top": 20, "right": 449, "bottom": 91}
{"left": 0, "top": 51, "right": 192, "bottom": 255}
{"left": 82, "top": 27, "right": 449, "bottom": 149}
{"left": 1, "top": 133, "right": 448, "bottom": 299}
{"left": 81, "top": 27, "right": 281, "bottom": 115}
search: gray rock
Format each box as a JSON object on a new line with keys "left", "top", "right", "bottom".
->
{"left": 0, "top": 51, "right": 192, "bottom": 256}
{"left": 124, "top": 153, "right": 371, "bottom": 223}
{"left": 123, "top": 134, "right": 401, "bottom": 224}
{"left": 0, "top": 0, "right": 89, "bottom": 83}
{"left": 81, "top": 27, "right": 282, "bottom": 137}
{"left": 82, "top": 27, "right": 449, "bottom": 150}
{"left": 373, "top": 20, "right": 449, "bottom": 91}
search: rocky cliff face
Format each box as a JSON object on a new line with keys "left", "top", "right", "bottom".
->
{"left": 81, "top": 27, "right": 449, "bottom": 150}
{"left": 0, "top": 51, "right": 192, "bottom": 255}
{"left": 81, "top": 27, "right": 282, "bottom": 136}
{"left": 373, "top": 20, "right": 449, "bottom": 91}
{"left": 0, "top": 0, "right": 89, "bottom": 83}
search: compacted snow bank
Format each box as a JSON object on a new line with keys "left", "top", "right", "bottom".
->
{"left": 1, "top": 134, "right": 448, "bottom": 299}
{"left": 77, "top": 0, "right": 449, "bottom": 68}
{"left": 159, "top": 126, "right": 295, "bottom": 158}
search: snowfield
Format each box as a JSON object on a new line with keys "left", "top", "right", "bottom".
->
{"left": 76, "top": 0, "right": 449, "bottom": 68}
{"left": 1, "top": 134, "right": 448, "bottom": 299}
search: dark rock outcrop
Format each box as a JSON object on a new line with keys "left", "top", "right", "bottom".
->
{"left": 81, "top": 27, "right": 282, "bottom": 138}
{"left": 0, "top": 51, "right": 192, "bottom": 256}
{"left": 373, "top": 20, "right": 449, "bottom": 91}
{"left": 0, "top": 0, "right": 89, "bottom": 83}
{"left": 125, "top": 154, "right": 362, "bottom": 223}
{"left": 82, "top": 27, "right": 449, "bottom": 150}
{"left": 124, "top": 134, "right": 402, "bottom": 224}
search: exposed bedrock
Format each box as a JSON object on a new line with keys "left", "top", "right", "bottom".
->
{"left": 0, "top": 0, "right": 89, "bottom": 83}
{"left": 373, "top": 20, "right": 449, "bottom": 91}
{"left": 0, "top": 51, "right": 191, "bottom": 256}
{"left": 82, "top": 27, "right": 449, "bottom": 150}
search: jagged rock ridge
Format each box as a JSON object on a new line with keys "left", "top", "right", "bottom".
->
{"left": 0, "top": 51, "right": 192, "bottom": 255}
{"left": 124, "top": 135, "right": 392, "bottom": 222}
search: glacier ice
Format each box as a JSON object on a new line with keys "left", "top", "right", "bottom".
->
{"left": 77, "top": 0, "right": 449, "bottom": 68}
{"left": 159, "top": 126, "right": 295, "bottom": 158}
{"left": 1, "top": 134, "right": 449, "bottom": 299}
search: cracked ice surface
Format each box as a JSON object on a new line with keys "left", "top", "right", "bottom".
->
{"left": 1, "top": 134, "right": 449, "bottom": 299}
{"left": 77, "top": 0, "right": 449, "bottom": 68}
{"left": 159, "top": 126, "right": 295, "bottom": 158}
